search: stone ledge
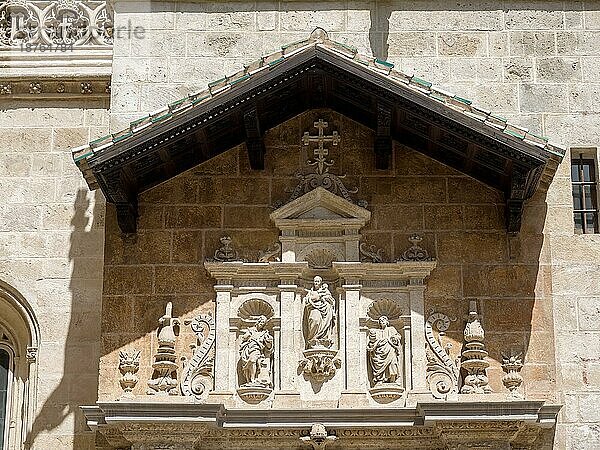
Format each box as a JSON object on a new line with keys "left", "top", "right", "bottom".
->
{"left": 83, "top": 400, "right": 561, "bottom": 448}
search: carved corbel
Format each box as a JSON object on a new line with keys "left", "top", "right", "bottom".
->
{"left": 100, "top": 167, "right": 139, "bottom": 233}
{"left": 243, "top": 107, "right": 266, "bottom": 170}
{"left": 506, "top": 166, "right": 529, "bottom": 233}
{"left": 374, "top": 103, "right": 392, "bottom": 170}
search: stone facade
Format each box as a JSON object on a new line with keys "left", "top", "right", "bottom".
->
{"left": 1, "top": 1, "right": 600, "bottom": 449}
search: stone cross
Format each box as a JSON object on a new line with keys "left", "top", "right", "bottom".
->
{"left": 302, "top": 119, "right": 340, "bottom": 174}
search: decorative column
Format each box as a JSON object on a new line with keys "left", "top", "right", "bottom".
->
{"left": 213, "top": 283, "right": 233, "bottom": 394}
{"left": 341, "top": 280, "right": 363, "bottom": 391}
{"left": 278, "top": 281, "right": 297, "bottom": 391}
{"left": 403, "top": 324, "right": 412, "bottom": 390}
{"left": 408, "top": 278, "right": 427, "bottom": 392}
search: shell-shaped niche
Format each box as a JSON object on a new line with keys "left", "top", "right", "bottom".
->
{"left": 238, "top": 298, "right": 274, "bottom": 321}
{"left": 367, "top": 298, "right": 404, "bottom": 321}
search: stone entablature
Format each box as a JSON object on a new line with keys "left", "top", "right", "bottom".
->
{"left": 83, "top": 400, "right": 560, "bottom": 449}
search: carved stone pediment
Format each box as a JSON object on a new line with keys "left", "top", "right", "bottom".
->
{"left": 270, "top": 186, "right": 370, "bottom": 225}
{"left": 270, "top": 187, "right": 371, "bottom": 264}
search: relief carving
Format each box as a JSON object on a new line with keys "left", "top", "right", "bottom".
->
{"left": 300, "top": 276, "right": 340, "bottom": 382}
{"left": 237, "top": 299, "right": 275, "bottom": 403}
{"left": 366, "top": 299, "right": 404, "bottom": 401}
{"left": 0, "top": 0, "right": 113, "bottom": 47}
{"left": 397, "top": 234, "right": 432, "bottom": 262}
{"left": 300, "top": 423, "right": 337, "bottom": 449}
{"left": 425, "top": 310, "right": 459, "bottom": 399}
{"left": 180, "top": 314, "right": 215, "bottom": 401}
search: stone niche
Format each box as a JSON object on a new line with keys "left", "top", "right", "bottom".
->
{"left": 204, "top": 187, "right": 436, "bottom": 408}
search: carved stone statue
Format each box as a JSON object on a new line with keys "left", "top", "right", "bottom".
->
{"left": 367, "top": 316, "right": 402, "bottom": 386}
{"left": 239, "top": 315, "right": 273, "bottom": 388}
{"left": 303, "top": 276, "right": 336, "bottom": 349}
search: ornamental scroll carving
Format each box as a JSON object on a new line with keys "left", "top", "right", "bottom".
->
{"left": 180, "top": 314, "right": 215, "bottom": 401}
{"left": 425, "top": 310, "right": 459, "bottom": 399}
{"left": 0, "top": 0, "right": 113, "bottom": 47}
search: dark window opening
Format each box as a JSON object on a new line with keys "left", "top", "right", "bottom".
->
{"left": 0, "top": 348, "right": 9, "bottom": 450}
{"left": 572, "top": 155, "right": 599, "bottom": 234}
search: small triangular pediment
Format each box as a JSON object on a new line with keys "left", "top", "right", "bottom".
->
{"left": 270, "top": 187, "right": 371, "bottom": 224}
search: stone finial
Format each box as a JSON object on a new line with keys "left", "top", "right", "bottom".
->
{"left": 398, "top": 234, "right": 432, "bottom": 261}
{"left": 501, "top": 351, "right": 524, "bottom": 400}
{"left": 300, "top": 423, "right": 337, "bottom": 450}
{"left": 118, "top": 349, "right": 140, "bottom": 398}
{"left": 147, "top": 302, "right": 181, "bottom": 395}
{"left": 460, "top": 300, "right": 492, "bottom": 394}
{"left": 309, "top": 27, "right": 329, "bottom": 44}
{"left": 213, "top": 236, "right": 239, "bottom": 261}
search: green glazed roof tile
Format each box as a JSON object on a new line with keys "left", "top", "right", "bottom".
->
{"left": 78, "top": 30, "right": 564, "bottom": 167}
{"left": 411, "top": 77, "right": 432, "bottom": 88}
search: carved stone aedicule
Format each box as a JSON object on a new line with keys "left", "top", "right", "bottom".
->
{"left": 180, "top": 314, "right": 215, "bottom": 401}
{"left": 147, "top": 302, "right": 180, "bottom": 396}
{"left": 270, "top": 186, "right": 371, "bottom": 265}
{"left": 425, "top": 310, "right": 459, "bottom": 399}
{"left": 460, "top": 300, "right": 492, "bottom": 395}
{"left": 0, "top": 0, "right": 113, "bottom": 47}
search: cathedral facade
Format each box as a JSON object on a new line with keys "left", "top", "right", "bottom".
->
{"left": 0, "top": 1, "right": 599, "bottom": 449}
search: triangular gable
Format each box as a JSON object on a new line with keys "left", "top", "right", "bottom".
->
{"left": 72, "top": 29, "right": 565, "bottom": 233}
{"left": 270, "top": 187, "right": 371, "bottom": 224}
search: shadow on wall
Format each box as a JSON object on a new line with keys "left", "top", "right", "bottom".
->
{"left": 27, "top": 189, "right": 102, "bottom": 450}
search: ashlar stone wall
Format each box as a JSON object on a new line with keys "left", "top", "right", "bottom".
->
{"left": 100, "top": 108, "right": 555, "bottom": 408}
{"left": 0, "top": 100, "right": 109, "bottom": 450}
{"left": 108, "top": 1, "right": 600, "bottom": 448}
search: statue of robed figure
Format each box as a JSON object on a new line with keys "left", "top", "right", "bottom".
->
{"left": 303, "top": 276, "right": 336, "bottom": 349}
{"left": 367, "top": 315, "right": 403, "bottom": 386}
{"left": 238, "top": 315, "right": 274, "bottom": 388}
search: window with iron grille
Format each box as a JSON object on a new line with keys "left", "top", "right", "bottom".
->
{"left": 572, "top": 153, "right": 599, "bottom": 234}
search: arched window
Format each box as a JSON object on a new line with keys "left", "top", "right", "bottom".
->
{"left": 0, "top": 281, "right": 40, "bottom": 450}
{"left": 0, "top": 344, "right": 14, "bottom": 450}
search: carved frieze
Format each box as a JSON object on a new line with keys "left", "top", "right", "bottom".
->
{"left": 0, "top": 0, "right": 113, "bottom": 47}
